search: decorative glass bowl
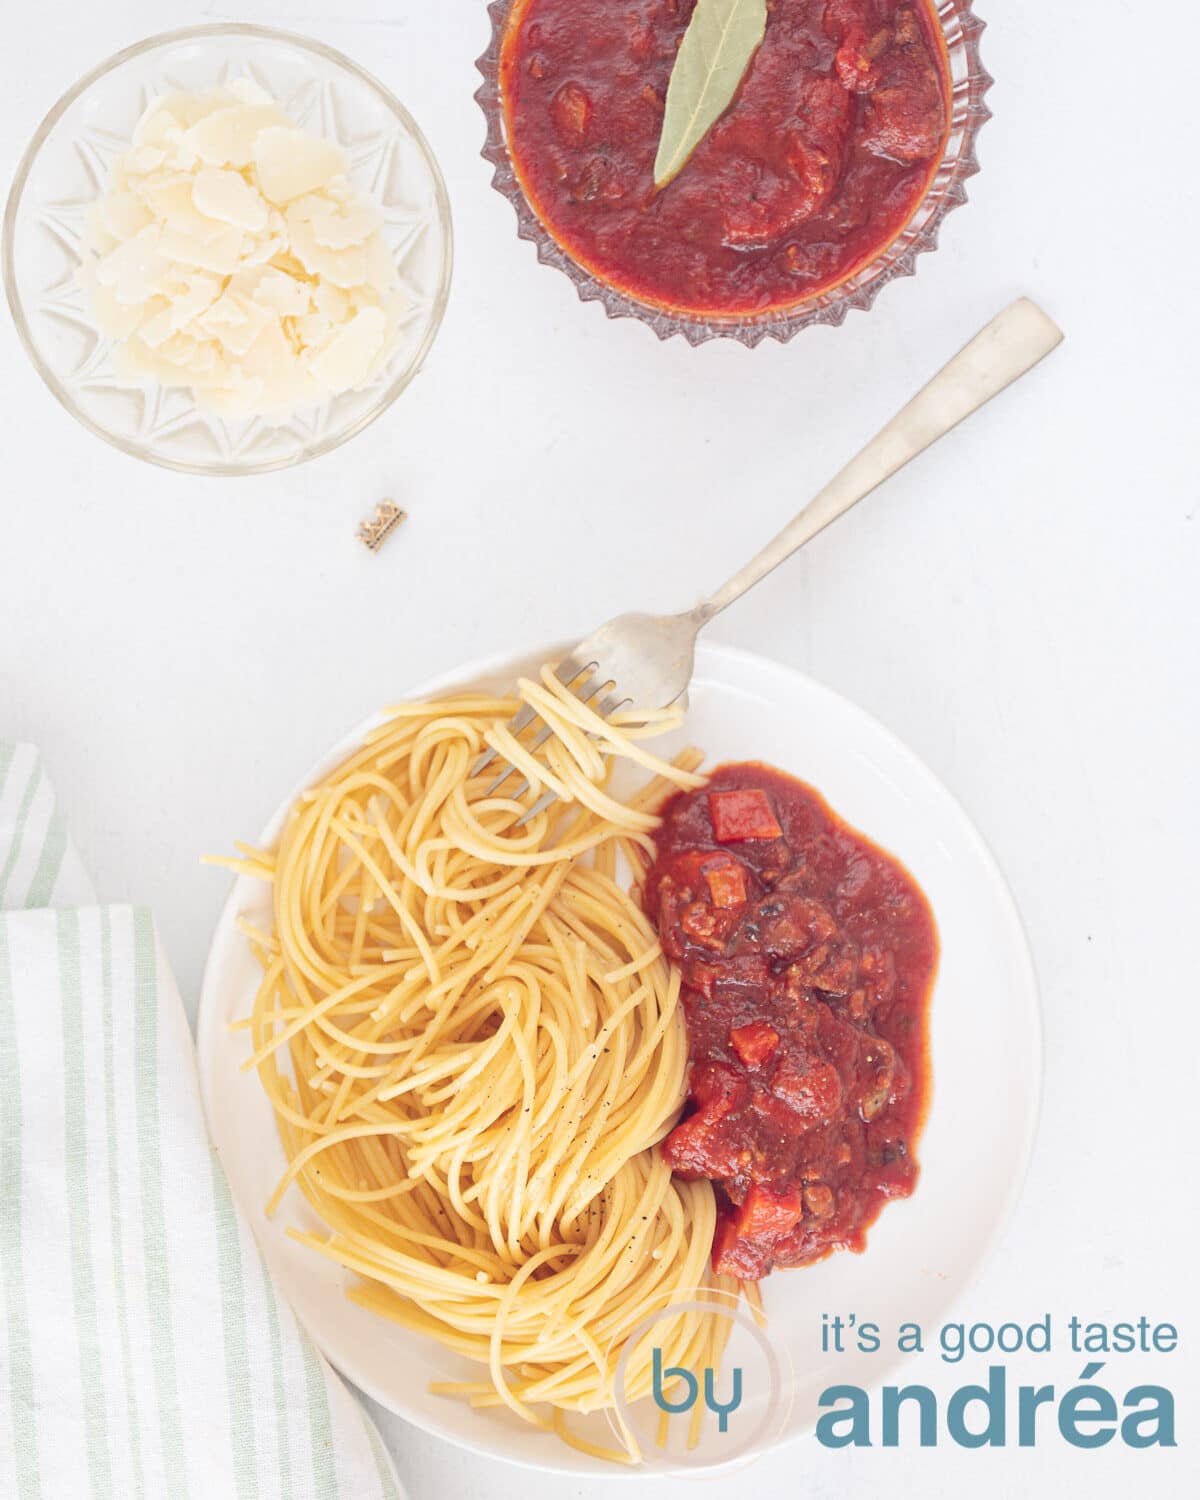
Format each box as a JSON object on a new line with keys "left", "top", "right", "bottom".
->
{"left": 476, "top": 0, "right": 990, "bottom": 347}
{"left": 3, "top": 24, "right": 453, "bottom": 475}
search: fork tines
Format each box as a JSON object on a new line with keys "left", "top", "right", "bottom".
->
{"left": 471, "top": 657, "right": 617, "bottom": 815}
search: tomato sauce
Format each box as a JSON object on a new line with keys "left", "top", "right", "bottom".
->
{"left": 643, "top": 764, "right": 937, "bottom": 1279}
{"left": 500, "top": 0, "right": 952, "bottom": 316}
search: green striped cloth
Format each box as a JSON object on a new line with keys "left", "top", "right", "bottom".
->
{"left": 0, "top": 742, "right": 405, "bottom": 1500}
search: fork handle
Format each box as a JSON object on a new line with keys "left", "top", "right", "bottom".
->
{"left": 700, "top": 298, "right": 1064, "bottom": 620}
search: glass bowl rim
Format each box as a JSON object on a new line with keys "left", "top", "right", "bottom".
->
{"left": 475, "top": 0, "right": 992, "bottom": 347}
{"left": 2, "top": 21, "right": 455, "bottom": 477}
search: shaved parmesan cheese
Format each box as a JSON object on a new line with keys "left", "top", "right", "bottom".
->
{"left": 138, "top": 177, "right": 230, "bottom": 248}
{"left": 314, "top": 281, "right": 352, "bottom": 321}
{"left": 363, "top": 234, "right": 403, "bottom": 296}
{"left": 77, "top": 263, "right": 147, "bottom": 339}
{"left": 286, "top": 213, "right": 371, "bottom": 290}
{"left": 166, "top": 273, "right": 223, "bottom": 332}
{"left": 157, "top": 222, "right": 247, "bottom": 277}
{"left": 187, "top": 104, "right": 290, "bottom": 168}
{"left": 84, "top": 202, "right": 119, "bottom": 258}
{"left": 135, "top": 105, "right": 185, "bottom": 150}
{"left": 163, "top": 89, "right": 242, "bottom": 129}
{"left": 232, "top": 267, "right": 312, "bottom": 317}
{"left": 94, "top": 226, "right": 170, "bottom": 305}
{"left": 137, "top": 304, "right": 179, "bottom": 350}
{"left": 191, "top": 167, "right": 269, "bottom": 232}
{"left": 79, "top": 82, "right": 408, "bottom": 418}
{"left": 100, "top": 189, "right": 154, "bottom": 242}
{"left": 289, "top": 191, "right": 381, "bottom": 251}
{"left": 125, "top": 147, "right": 169, "bottom": 175}
{"left": 308, "top": 307, "right": 387, "bottom": 393}
{"left": 254, "top": 127, "right": 346, "bottom": 206}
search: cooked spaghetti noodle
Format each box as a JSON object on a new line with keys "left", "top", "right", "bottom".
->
{"left": 219, "top": 668, "right": 740, "bottom": 1460}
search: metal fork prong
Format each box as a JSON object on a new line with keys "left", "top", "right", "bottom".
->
{"left": 472, "top": 703, "right": 538, "bottom": 780}
{"left": 512, "top": 678, "right": 628, "bottom": 826}
{"left": 591, "top": 692, "right": 620, "bottom": 721}
{"left": 564, "top": 668, "right": 599, "bottom": 706}
{"left": 527, "top": 717, "right": 559, "bottom": 755}
{"left": 473, "top": 746, "right": 499, "bottom": 778}
{"left": 508, "top": 702, "right": 540, "bottom": 736}
{"left": 504, "top": 685, "right": 600, "bottom": 800}
{"left": 485, "top": 731, "right": 550, "bottom": 796}
{"left": 483, "top": 764, "right": 516, "bottom": 797}
{"left": 474, "top": 654, "right": 611, "bottom": 808}
{"left": 516, "top": 789, "right": 557, "bottom": 828}
{"left": 556, "top": 655, "right": 589, "bottom": 687}
{"left": 472, "top": 659, "right": 589, "bottom": 781}
{"left": 502, "top": 721, "right": 559, "bottom": 800}
{"left": 483, "top": 704, "right": 563, "bottom": 797}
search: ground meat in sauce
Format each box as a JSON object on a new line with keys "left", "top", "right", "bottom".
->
{"left": 643, "top": 763, "right": 937, "bottom": 1280}
{"left": 500, "top": 0, "right": 951, "bottom": 314}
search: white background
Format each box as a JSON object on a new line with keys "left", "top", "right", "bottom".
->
{"left": 3, "top": 1, "right": 1198, "bottom": 1497}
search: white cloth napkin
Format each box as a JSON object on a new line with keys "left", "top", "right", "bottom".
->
{"left": 0, "top": 742, "right": 405, "bottom": 1500}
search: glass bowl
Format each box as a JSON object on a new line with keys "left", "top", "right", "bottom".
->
{"left": 3, "top": 24, "right": 453, "bottom": 475}
{"left": 476, "top": 0, "right": 990, "bottom": 347}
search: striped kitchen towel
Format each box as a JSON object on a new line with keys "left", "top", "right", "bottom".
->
{"left": 0, "top": 742, "right": 405, "bottom": 1500}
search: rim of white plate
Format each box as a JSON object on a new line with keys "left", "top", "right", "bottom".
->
{"left": 197, "top": 640, "right": 1043, "bottom": 1478}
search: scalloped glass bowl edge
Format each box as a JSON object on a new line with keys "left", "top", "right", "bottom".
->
{"left": 2, "top": 23, "right": 454, "bottom": 475}
{"left": 475, "top": 0, "right": 990, "bottom": 347}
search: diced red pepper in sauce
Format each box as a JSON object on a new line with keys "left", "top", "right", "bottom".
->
{"left": 713, "top": 1185, "right": 804, "bottom": 1277}
{"left": 708, "top": 789, "right": 783, "bottom": 843}
{"left": 735, "top": 1184, "right": 805, "bottom": 1240}
{"left": 550, "top": 81, "right": 592, "bottom": 144}
{"left": 711, "top": 1214, "right": 770, "bottom": 1280}
{"left": 644, "top": 762, "right": 937, "bottom": 1280}
{"left": 703, "top": 856, "right": 749, "bottom": 908}
{"left": 499, "top": 1, "right": 952, "bottom": 316}
{"left": 729, "top": 1021, "right": 780, "bottom": 1069}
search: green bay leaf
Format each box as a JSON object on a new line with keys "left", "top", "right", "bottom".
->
{"left": 654, "top": 0, "right": 768, "bottom": 190}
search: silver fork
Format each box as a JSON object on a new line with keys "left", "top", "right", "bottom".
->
{"left": 476, "top": 299, "right": 1064, "bottom": 817}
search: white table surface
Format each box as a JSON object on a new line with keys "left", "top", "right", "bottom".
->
{"left": 3, "top": 2, "right": 1198, "bottom": 1496}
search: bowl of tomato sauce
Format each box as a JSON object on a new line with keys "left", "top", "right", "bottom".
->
{"left": 476, "top": 0, "right": 990, "bottom": 345}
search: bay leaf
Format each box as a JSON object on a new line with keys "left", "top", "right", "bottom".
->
{"left": 654, "top": 0, "right": 768, "bottom": 190}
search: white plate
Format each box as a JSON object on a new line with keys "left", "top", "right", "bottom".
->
{"left": 197, "top": 642, "right": 1042, "bottom": 1476}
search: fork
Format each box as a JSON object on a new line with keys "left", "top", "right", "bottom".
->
{"left": 476, "top": 298, "right": 1064, "bottom": 817}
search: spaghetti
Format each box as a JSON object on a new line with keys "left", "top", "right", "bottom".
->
{"left": 221, "top": 668, "right": 741, "bottom": 1460}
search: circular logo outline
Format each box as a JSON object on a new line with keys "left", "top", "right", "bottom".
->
{"left": 605, "top": 1290, "right": 795, "bottom": 1473}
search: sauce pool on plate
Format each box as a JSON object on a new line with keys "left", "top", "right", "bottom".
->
{"left": 500, "top": 0, "right": 952, "bottom": 316}
{"left": 644, "top": 763, "right": 937, "bottom": 1280}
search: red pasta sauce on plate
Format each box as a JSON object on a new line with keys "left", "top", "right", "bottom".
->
{"left": 643, "top": 763, "right": 937, "bottom": 1279}
{"left": 500, "top": 0, "right": 952, "bottom": 315}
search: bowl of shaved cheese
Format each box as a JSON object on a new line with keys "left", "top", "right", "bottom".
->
{"left": 2, "top": 24, "right": 453, "bottom": 474}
